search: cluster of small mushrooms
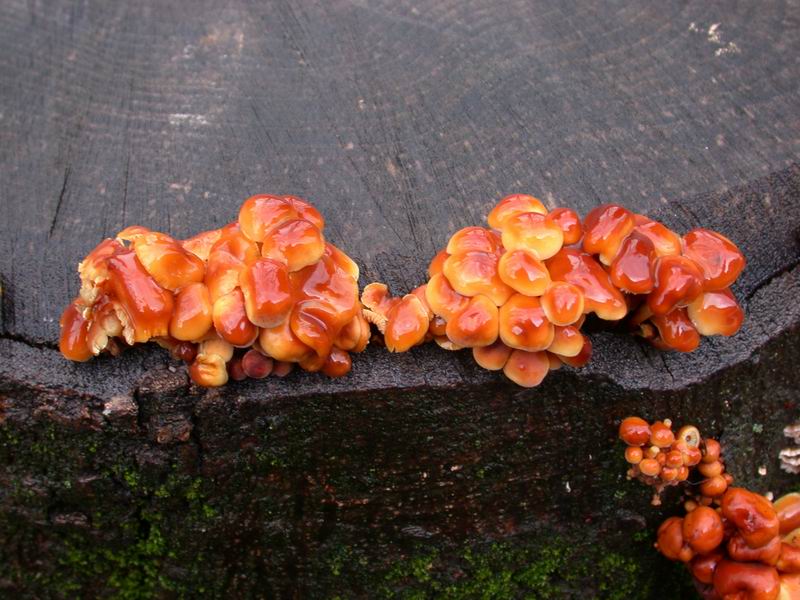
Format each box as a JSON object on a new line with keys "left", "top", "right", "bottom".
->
{"left": 59, "top": 195, "right": 366, "bottom": 386}
{"left": 366, "top": 194, "right": 746, "bottom": 387}
{"left": 59, "top": 194, "right": 746, "bottom": 388}
{"left": 619, "top": 416, "right": 800, "bottom": 600}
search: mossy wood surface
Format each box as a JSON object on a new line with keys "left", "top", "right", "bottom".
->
{"left": 1, "top": 1, "right": 799, "bottom": 598}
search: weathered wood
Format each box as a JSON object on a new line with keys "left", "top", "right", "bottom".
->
{"left": 1, "top": 1, "right": 799, "bottom": 597}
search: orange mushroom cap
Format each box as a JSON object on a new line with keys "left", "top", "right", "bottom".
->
{"left": 548, "top": 207, "right": 583, "bottom": 245}
{"left": 633, "top": 215, "right": 682, "bottom": 257}
{"left": 656, "top": 516, "right": 695, "bottom": 562}
{"left": 775, "top": 493, "right": 800, "bottom": 536}
{"left": 260, "top": 218, "right": 326, "bottom": 272}
{"left": 610, "top": 231, "right": 656, "bottom": 294}
{"left": 648, "top": 255, "right": 705, "bottom": 316}
{"left": 238, "top": 194, "right": 299, "bottom": 243}
{"left": 472, "top": 340, "right": 513, "bottom": 371}
{"left": 487, "top": 194, "right": 547, "bottom": 229}
{"left": 546, "top": 248, "right": 627, "bottom": 321}
{"left": 169, "top": 282, "right": 213, "bottom": 341}
{"left": 105, "top": 251, "right": 174, "bottom": 344}
{"left": 59, "top": 300, "right": 93, "bottom": 362}
{"left": 498, "top": 294, "right": 554, "bottom": 352}
{"left": 443, "top": 251, "right": 514, "bottom": 306}
{"left": 445, "top": 294, "right": 499, "bottom": 348}
{"left": 722, "top": 488, "right": 781, "bottom": 550}
{"left": 619, "top": 417, "right": 651, "bottom": 446}
{"left": 582, "top": 204, "right": 635, "bottom": 265}
{"left": 239, "top": 258, "right": 293, "bottom": 328}
{"left": 385, "top": 294, "right": 430, "bottom": 352}
{"left": 502, "top": 349, "right": 549, "bottom": 388}
{"left": 289, "top": 299, "right": 340, "bottom": 359}
{"left": 497, "top": 249, "right": 551, "bottom": 296}
{"left": 651, "top": 308, "right": 701, "bottom": 353}
{"left": 683, "top": 506, "right": 725, "bottom": 555}
{"left": 500, "top": 212, "right": 565, "bottom": 260}
{"left": 713, "top": 559, "right": 780, "bottom": 600}
{"left": 541, "top": 281, "right": 585, "bottom": 326}
{"left": 129, "top": 231, "right": 205, "bottom": 291}
{"left": 683, "top": 228, "right": 746, "bottom": 291}
{"left": 212, "top": 288, "right": 258, "bottom": 348}
{"left": 687, "top": 288, "right": 744, "bottom": 337}
{"left": 425, "top": 273, "right": 469, "bottom": 321}
{"left": 446, "top": 226, "right": 502, "bottom": 255}
{"left": 547, "top": 325, "right": 584, "bottom": 357}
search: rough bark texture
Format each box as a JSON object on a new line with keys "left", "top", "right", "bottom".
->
{"left": 1, "top": 1, "right": 799, "bottom": 598}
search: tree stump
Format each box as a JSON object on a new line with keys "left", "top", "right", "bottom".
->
{"left": 1, "top": 1, "right": 799, "bottom": 597}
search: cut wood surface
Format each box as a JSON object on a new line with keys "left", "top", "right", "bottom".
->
{"left": 1, "top": 1, "right": 799, "bottom": 598}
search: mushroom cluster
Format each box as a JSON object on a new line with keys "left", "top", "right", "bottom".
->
{"left": 581, "top": 204, "right": 746, "bottom": 352}
{"left": 59, "top": 195, "right": 368, "bottom": 386}
{"left": 364, "top": 194, "right": 746, "bottom": 387}
{"left": 362, "top": 195, "right": 607, "bottom": 387}
{"left": 619, "top": 416, "right": 731, "bottom": 506}
{"left": 618, "top": 416, "right": 800, "bottom": 600}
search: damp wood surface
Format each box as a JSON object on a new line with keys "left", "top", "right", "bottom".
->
{"left": 1, "top": 1, "right": 799, "bottom": 598}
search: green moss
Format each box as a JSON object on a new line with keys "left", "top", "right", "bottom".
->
{"left": 374, "top": 533, "right": 689, "bottom": 600}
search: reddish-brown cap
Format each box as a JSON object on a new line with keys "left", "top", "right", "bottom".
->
{"left": 651, "top": 308, "right": 701, "bottom": 353}
{"left": 683, "top": 506, "right": 725, "bottom": 555}
{"left": 59, "top": 300, "right": 93, "bottom": 362}
{"left": 722, "top": 487, "right": 781, "bottom": 549}
{"left": 712, "top": 559, "right": 780, "bottom": 600}
{"left": 546, "top": 248, "right": 627, "bottom": 321}
{"left": 648, "top": 255, "right": 705, "bottom": 316}
{"left": 321, "top": 346, "right": 352, "bottom": 378}
{"left": 774, "top": 493, "right": 800, "bottom": 536}
{"left": 610, "top": 232, "right": 656, "bottom": 294}
{"left": 683, "top": 228, "right": 746, "bottom": 291}
{"left": 656, "top": 516, "right": 695, "bottom": 562}
{"left": 582, "top": 204, "right": 635, "bottom": 265}
{"left": 690, "top": 551, "right": 724, "bottom": 585}
{"left": 728, "top": 533, "right": 782, "bottom": 566}
{"left": 619, "top": 417, "right": 651, "bottom": 446}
